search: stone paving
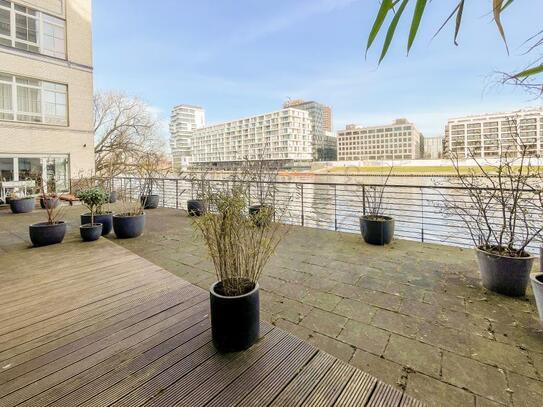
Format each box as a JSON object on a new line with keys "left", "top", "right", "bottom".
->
{"left": 1, "top": 205, "right": 543, "bottom": 406}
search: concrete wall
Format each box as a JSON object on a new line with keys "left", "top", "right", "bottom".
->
{"left": 0, "top": 0, "right": 94, "bottom": 179}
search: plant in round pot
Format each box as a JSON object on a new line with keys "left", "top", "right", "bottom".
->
{"left": 79, "top": 190, "right": 114, "bottom": 236}
{"left": 113, "top": 188, "right": 145, "bottom": 239}
{"left": 77, "top": 187, "right": 109, "bottom": 242}
{"left": 29, "top": 192, "right": 66, "bottom": 247}
{"left": 40, "top": 193, "right": 60, "bottom": 210}
{"left": 440, "top": 130, "right": 542, "bottom": 297}
{"left": 9, "top": 193, "right": 35, "bottom": 214}
{"left": 193, "top": 182, "right": 285, "bottom": 352}
{"left": 137, "top": 152, "right": 167, "bottom": 210}
{"left": 359, "top": 167, "right": 394, "bottom": 245}
{"left": 186, "top": 169, "right": 209, "bottom": 216}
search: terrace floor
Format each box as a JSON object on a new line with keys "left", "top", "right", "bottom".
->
{"left": 1, "top": 205, "right": 543, "bottom": 406}
{"left": 0, "top": 206, "right": 421, "bottom": 407}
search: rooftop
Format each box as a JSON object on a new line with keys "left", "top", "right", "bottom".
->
{"left": 1, "top": 206, "right": 542, "bottom": 406}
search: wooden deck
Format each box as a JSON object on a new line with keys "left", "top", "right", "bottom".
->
{"left": 0, "top": 230, "right": 424, "bottom": 406}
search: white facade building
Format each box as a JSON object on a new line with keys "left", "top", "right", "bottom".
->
{"left": 423, "top": 136, "right": 444, "bottom": 159}
{"left": 337, "top": 119, "right": 423, "bottom": 161}
{"left": 445, "top": 108, "right": 543, "bottom": 158}
{"left": 169, "top": 105, "right": 205, "bottom": 169}
{"left": 191, "top": 108, "right": 312, "bottom": 165}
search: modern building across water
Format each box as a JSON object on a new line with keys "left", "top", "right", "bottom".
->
{"left": 445, "top": 108, "right": 543, "bottom": 158}
{"left": 0, "top": 0, "right": 94, "bottom": 197}
{"left": 190, "top": 108, "right": 312, "bottom": 166}
{"left": 423, "top": 136, "right": 444, "bottom": 159}
{"left": 283, "top": 99, "right": 337, "bottom": 161}
{"left": 337, "top": 119, "right": 423, "bottom": 161}
{"left": 169, "top": 104, "right": 206, "bottom": 169}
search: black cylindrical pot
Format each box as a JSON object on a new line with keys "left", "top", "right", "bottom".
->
{"left": 187, "top": 199, "right": 206, "bottom": 216}
{"left": 360, "top": 215, "right": 394, "bottom": 245}
{"left": 476, "top": 247, "right": 534, "bottom": 297}
{"left": 81, "top": 213, "right": 113, "bottom": 236}
{"left": 113, "top": 213, "right": 145, "bottom": 239}
{"left": 210, "top": 281, "right": 260, "bottom": 352}
{"left": 10, "top": 198, "right": 35, "bottom": 214}
{"left": 29, "top": 222, "right": 66, "bottom": 247}
{"left": 40, "top": 197, "right": 60, "bottom": 210}
{"left": 109, "top": 191, "right": 118, "bottom": 203}
{"left": 249, "top": 205, "right": 273, "bottom": 227}
{"left": 140, "top": 194, "right": 159, "bottom": 209}
{"left": 80, "top": 223, "right": 103, "bottom": 242}
{"left": 530, "top": 273, "right": 543, "bottom": 326}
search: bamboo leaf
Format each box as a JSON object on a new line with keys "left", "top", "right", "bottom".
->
{"left": 514, "top": 64, "right": 543, "bottom": 78}
{"left": 366, "top": 0, "right": 394, "bottom": 56}
{"left": 501, "top": 0, "right": 514, "bottom": 12}
{"left": 407, "top": 0, "right": 427, "bottom": 54}
{"left": 379, "top": 0, "right": 409, "bottom": 63}
{"left": 493, "top": 0, "right": 509, "bottom": 54}
{"left": 431, "top": 1, "right": 462, "bottom": 43}
{"left": 454, "top": 0, "right": 465, "bottom": 45}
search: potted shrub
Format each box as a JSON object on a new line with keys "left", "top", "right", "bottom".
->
{"left": 193, "top": 181, "right": 285, "bottom": 352}
{"left": 40, "top": 194, "right": 60, "bottom": 210}
{"left": 9, "top": 193, "right": 35, "bottom": 214}
{"left": 137, "top": 152, "right": 166, "bottom": 210}
{"left": 79, "top": 190, "right": 114, "bottom": 236}
{"left": 187, "top": 170, "right": 208, "bottom": 216}
{"left": 359, "top": 168, "right": 394, "bottom": 245}
{"left": 29, "top": 192, "right": 66, "bottom": 247}
{"left": 440, "top": 128, "right": 540, "bottom": 297}
{"left": 77, "top": 187, "right": 109, "bottom": 242}
{"left": 113, "top": 189, "right": 145, "bottom": 239}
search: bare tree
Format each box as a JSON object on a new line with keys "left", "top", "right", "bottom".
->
{"left": 94, "top": 91, "right": 167, "bottom": 177}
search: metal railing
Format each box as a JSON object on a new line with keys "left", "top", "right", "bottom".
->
{"left": 113, "top": 176, "right": 543, "bottom": 253}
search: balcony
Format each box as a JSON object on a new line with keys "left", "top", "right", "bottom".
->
{"left": 1, "top": 193, "right": 541, "bottom": 406}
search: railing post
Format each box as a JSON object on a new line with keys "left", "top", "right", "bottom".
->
{"left": 248, "top": 184, "right": 251, "bottom": 207}
{"left": 129, "top": 178, "right": 133, "bottom": 199}
{"left": 175, "top": 179, "right": 179, "bottom": 209}
{"left": 362, "top": 185, "right": 366, "bottom": 216}
{"left": 334, "top": 184, "right": 338, "bottom": 231}
{"left": 273, "top": 186, "right": 276, "bottom": 223}
{"left": 301, "top": 183, "right": 304, "bottom": 227}
{"left": 162, "top": 179, "right": 166, "bottom": 207}
{"left": 421, "top": 187, "right": 425, "bottom": 243}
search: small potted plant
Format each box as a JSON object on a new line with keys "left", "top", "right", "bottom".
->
{"left": 29, "top": 192, "right": 66, "bottom": 247}
{"left": 79, "top": 189, "right": 114, "bottom": 236}
{"left": 9, "top": 192, "right": 35, "bottom": 214}
{"left": 193, "top": 177, "right": 285, "bottom": 352}
{"left": 359, "top": 167, "right": 394, "bottom": 245}
{"left": 440, "top": 127, "right": 540, "bottom": 297}
{"left": 138, "top": 152, "right": 164, "bottom": 210}
{"left": 77, "top": 187, "right": 109, "bottom": 241}
{"left": 187, "top": 170, "right": 208, "bottom": 216}
{"left": 113, "top": 188, "right": 145, "bottom": 239}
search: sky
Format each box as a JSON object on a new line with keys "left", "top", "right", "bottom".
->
{"left": 93, "top": 0, "right": 543, "bottom": 142}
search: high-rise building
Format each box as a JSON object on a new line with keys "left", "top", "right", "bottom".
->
{"left": 169, "top": 104, "right": 206, "bottom": 169}
{"left": 337, "top": 119, "right": 423, "bottom": 161}
{"left": 423, "top": 136, "right": 444, "bottom": 159}
{"left": 283, "top": 99, "right": 336, "bottom": 161}
{"left": 445, "top": 108, "right": 543, "bottom": 158}
{"left": 0, "top": 0, "right": 94, "bottom": 194}
{"left": 191, "top": 108, "right": 312, "bottom": 166}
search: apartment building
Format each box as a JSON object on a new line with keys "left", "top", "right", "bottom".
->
{"left": 337, "top": 119, "right": 423, "bottom": 161}
{"left": 191, "top": 108, "right": 312, "bottom": 166}
{"left": 423, "top": 136, "right": 444, "bottom": 159}
{"left": 283, "top": 99, "right": 336, "bottom": 161}
{"left": 0, "top": 0, "right": 94, "bottom": 195}
{"left": 445, "top": 108, "right": 543, "bottom": 158}
{"left": 169, "top": 104, "right": 205, "bottom": 169}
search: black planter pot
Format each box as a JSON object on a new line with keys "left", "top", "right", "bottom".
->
{"left": 210, "top": 280, "right": 260, "bottom": 352}
{"left": 109, "top": 191, "right": 118, "bottom": 203}
{"left": 475, "top": 247, "right": 535, "bottom": 297}
{"left": 10, "top": 198, "right": 35, "bottom": 214}
{"left": 249, "top": 205, "right": 273, "bottom": 227}
{"left": 80, "top": 223, "right": 103, "bottom": 242}
{"left": 113, "top": 213, "right": 145, "bottom": 239}
{"left": 29, "top": 222, "right": 66, "bottom": 247}
{"left": 360, "top": 215, "right": 394, "bottom": 245}
{"left": 531, "top": 273, "right": 543, "bottom": 326}
{"left": 140, "top": 194, "right": 159, "bottom": 209}
{"left": 81, "top": 213, "right": 113, "bottom": 236}
{"left": 40, "top": 197, "right": 60, "bottom": 209}
{"left": 187, "top": 199, "right": 206, "bottom": 216}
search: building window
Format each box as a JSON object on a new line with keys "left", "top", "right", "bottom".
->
{"left": 0, "top": 72, "right": 68, "bottom": 126}
{"left": 0, "top": 1, "right": 65, "bottom": 59}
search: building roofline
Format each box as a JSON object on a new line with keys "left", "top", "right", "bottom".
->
{"left": 196, "top": 108, "right": 310, "bottom": 130}
{"left": 447, "top": 107, "right": 543, "bottom": 122}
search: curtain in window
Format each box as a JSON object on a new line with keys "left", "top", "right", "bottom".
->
{"left": 0, "top": 82, "right": 11, "bottom": 111}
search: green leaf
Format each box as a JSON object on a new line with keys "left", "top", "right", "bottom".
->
{"left": 454, "top": 0, "right": 465, "bottom": 45}
{"left": 514, "top": 64, "right": 543, "bottom": 78}
{"left": 493, "top": 0, "right": 509, "bottom": 54}
{"left": 379, "top": 0, "right": 409, "bottom": 63}
{"left": 501, "top": 0, "right": 514, "bottom": 12}
{"left": 407, "top": 0, "right": 428, "bottom": 54}
{"left": 366, "top": 0, "right": 394, "bottom": 55}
